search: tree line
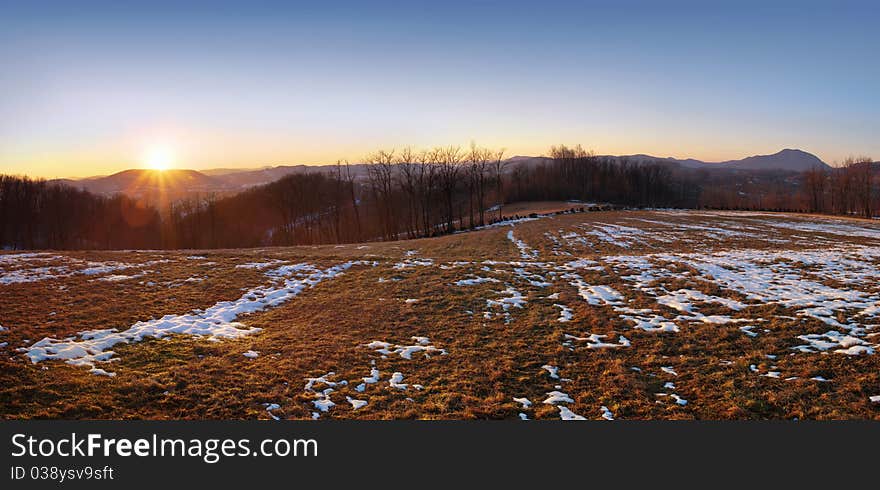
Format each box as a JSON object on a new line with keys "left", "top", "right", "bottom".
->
{"left": 0, "top": 175, "right": 161, "bottom": 250}
{"left": 165, "top": 144, "right": 691, "bottom": 249}
{"left": 1, "top": 145, "right": 876, "bottom": 250}
{"left": 803, "top": 157, "right": 876, "bottom": 218}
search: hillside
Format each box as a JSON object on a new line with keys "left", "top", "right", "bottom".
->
{"left": 2, "top": 207, "right": 880, "bottom": 419}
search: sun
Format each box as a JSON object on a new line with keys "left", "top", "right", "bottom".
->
{"left": 143, "top": 146, "right": 175, "bottom": 171}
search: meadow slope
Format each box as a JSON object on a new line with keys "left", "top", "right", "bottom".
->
{"left": 2, "top": 208, "right": 880, "bottom": 420}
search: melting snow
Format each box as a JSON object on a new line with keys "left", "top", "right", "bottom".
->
{"left": 507, "top": 230, "right": 539, "bottom": 260}
{"left": 554, "top": 304, "right": 573, "bottom": 322}
{"left": 389, "top": 372, "right": 408, "bottom": 390}
{"left": 346, "top": 396, "right": 368, "bottom": 409}
{"left": 542, "top": 365, "right": 560, "bottom": 379}
{"left": 558, "top": 406, "right": 586, "bottom": 420}
{"left": 24, "top": 261, "right": 368, "bottom": 374}
{"left": 513, "top": 397, "right": 532, "bottom": 408}
{"left": 563, "top": 333, "right": 631, "bottom": 349}
{"left": 454, "top": 276, "right": 500, "bottom": 286}
{"left": 543, "top": 391, "right": 574, "bottom": 405}
{"left": 661, "top": 366, "right": 678, "bottom": 376}
{"left": 364, "top": 337, "right": 446, "bottom": 359}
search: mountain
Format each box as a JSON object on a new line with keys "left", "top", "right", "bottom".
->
{"left": 507, "top": 149, "right": 829, "bottom": 173}
{"left": 718, "top": 149, "right": 830, "bottom": 171}
{"left": 51, "top": 169, "right": 237, "bottom": 205}
{"left": 608, "top": 149, "right": 829, "bottom": 172}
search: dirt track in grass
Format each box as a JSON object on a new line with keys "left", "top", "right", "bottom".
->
{"left": 2, "top": 206, "right": 880, "bottom": 419}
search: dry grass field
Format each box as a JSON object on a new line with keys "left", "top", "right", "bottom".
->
{"left": 2, "top": 205, "right": 880, "bottom": 420}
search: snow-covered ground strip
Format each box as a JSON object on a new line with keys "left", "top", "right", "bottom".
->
{"left": 304, "top": 372, "right": 347, "bottom": 414}
{"left": 761, "top": 219, "right": 880, "bottom": 241}
{"left": 554, "top": 304, "right": 573, "bottom": 322}
{"left": 393, "top": 257, "right": 434, "bottom": 269}
{"left": 513, "top": 397, "right": 532, "bottom": 408}
{"left": 542, "top": 364, "right": 560, "bottom": 379}
{"left": 454, "top": 276, "right": 500, "bottom": 286}
{"left": 656, "top": 289, "right": 748, "bottom": 313}
{"left": 657, "top": 248, "right": 880, "bottom": 329}
{"left": 563, "top": 333, "right": 630, "bottom": 349}
{"left": 544, "top": 231, "right": 572, "bottom": 256}
{"left": 507, "top": 230, "right": 539, "bottom": 259}
{"left": 512, "top": 267, "right": 552, "bottom": 287}
{"left": 364, "top": 336, "right": 447, "bottom": 359}
{"left": 80, "top": 259, "right": 170, "bottom": 276}
{"left": 559, "top": 258, "right": 604, "bottom": 272}
{"left": 263, "top": 403, "right": 281, "bottom": 420}
{"left": 575, "top": 223, "right": 651, "bottom": 248}
{"left": 0, "top": 265, "right": 73, "bottom": 285}
{"left": 619, "top": 312, "right": 680, "bottom": 333}
{"left": 96, "top": 271, "right": 152, "bottom": 282}
{"left": 654, "top": 366, "right": 688, "bottom": 406}
{"left": 23, "top": 260, "right": 371, "bottom": 374}
{"left": 661, "top": 367, "right": 678, "bottom": 376}
{"left": 625, "top": 217, "right": 775, "bottom": 243}
{"left": 670, "top": 394, "right": 688, "bottom": 406}
{"left": 564, "top": 272, "right": 679, "bottom": 333}
{"left": 235, "top": 259, "right": 285, "bottom": 269}
{"left": 567, "top": 279, "right": 625, "bottom": 306}
{"left": 471, "top": 215, "right": 542, "bottom": 231}
{"left": 388, "top": 372, "right": 408, "bottom": 390}
{"left": 792, "top": 331, "right": 875, "bottom": 355}
{"left": 304, "top": 336, "right": 442, "bottom": 417}
{"left": 540, "top": 388, "right": 586, "bottom": 420}
{"left": 543, "top": 391, "right": 574, "bottom": 405}
{"left": 346, "top": 396, "right": 368, "bottom": 409}
{"left": 600, "top": 406, "right": 614, "bottom": 420}
{"left": 486, "top": 286, "right": 527, "bottom": 311}
{"left": 355, "top": 364, "right": 381, "bottom": 392}
{"left": 600, "top": 245, "right": 880, "bottom": 349}
{"left": 0, "top": 255, "right": 171, "bottom": 285}
{"left": 0, "top": 252, "right": 57, "bottom": 263}
{"left": 558, "top": 406, "right": 587, "bottom": 420}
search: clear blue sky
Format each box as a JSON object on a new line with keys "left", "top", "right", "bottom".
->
{"left": 1, "top": 0, "right": 877, "bottom": 177}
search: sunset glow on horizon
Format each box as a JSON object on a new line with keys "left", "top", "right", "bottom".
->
{"left": 2, "top": 1, "right": 878, "bottom": 179}
{"left": 142, "top": 145, "right": 175, "bottom": 172}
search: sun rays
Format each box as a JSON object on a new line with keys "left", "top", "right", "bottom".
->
{"left": 143, "top": 145, "right": 175, "bottom": 171}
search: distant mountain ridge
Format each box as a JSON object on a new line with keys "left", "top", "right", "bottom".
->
{"left": 50, "top": 169, "right": 238, "bottom": 205}
{"left": 51, "top": 149, "right": 831, "bottom": 201}
{"left": 599, "top": 149, "right": 830, "bottom": 172}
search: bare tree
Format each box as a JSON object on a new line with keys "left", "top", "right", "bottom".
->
{"left": 804, "top": 166, "right": 827, "bottom": 213}
{"left": 396, "top": 148, "right": 421, "bottom": 238}
{"left": 366, "top": 149, "right": 397, "bottom": 240}
{"left": 490, "top": 148, "right": 507, "bottom": 221}
{"left": 435, "top": 146, "right": 464, "bottom": 233}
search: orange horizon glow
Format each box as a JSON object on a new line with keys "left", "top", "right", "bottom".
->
{"left": 0, "top": 134, "right": 850, "bottom": 180}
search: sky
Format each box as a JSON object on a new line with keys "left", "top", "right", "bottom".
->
{"left": 1, "top": 0, "right": 878, "bottom": 178}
